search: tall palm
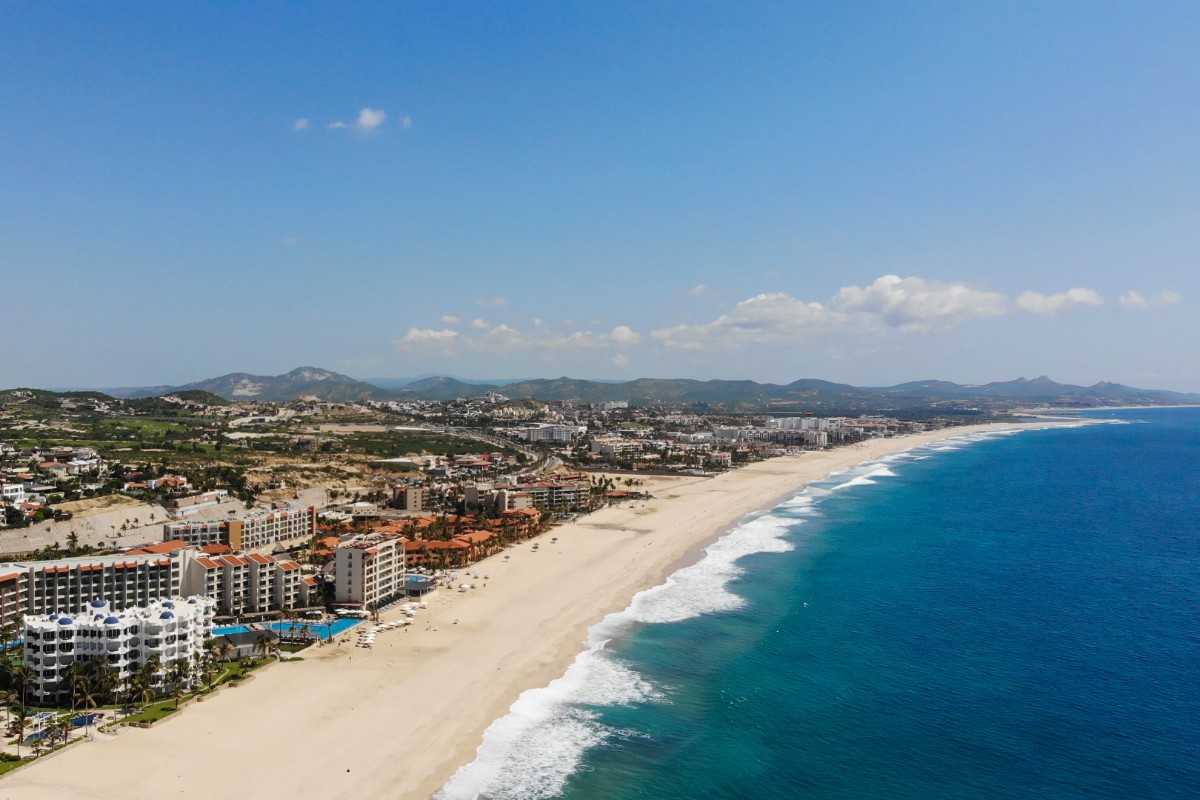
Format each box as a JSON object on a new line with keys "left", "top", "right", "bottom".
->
{"left": 11, "top": 703, "right": 27, "bottom": 757}
{"left": 213, "top": 641, "right": 234, "bottom": 664}
{"left": 1, "top": 689, "right": 17, "bottom": 729}
{"left": 77, "top": 678, "right": 101, "bottom": 736}
{"left": 8, "top": 664, "right": 36, "bottom": 708}
{"left": 94, "top": 665, "right": 121, "bottom": 706}
{"left": 252, "top": 633, "right": 273, "bottom": 661}
{"left": 64, "top": 661, "right": 90, "bottom": 713}
{"left": 167, "top": 661, "right": 190, "bottom": 709}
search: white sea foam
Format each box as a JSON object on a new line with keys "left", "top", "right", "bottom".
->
{"left": 438, "top": 425, "right": 1072, "bottom": 798}
{"left": 436, "top": 651, "right": 658, "bottom": 800}
{"left": 437, "top": 509, "right": 799, "bottom": 799}
{"left": 828, "top": 463, "right": 899, "bottom": 491}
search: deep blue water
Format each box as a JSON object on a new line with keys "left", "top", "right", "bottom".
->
{"left": 441, "top": 409, "right": 1200, "bottom": 799}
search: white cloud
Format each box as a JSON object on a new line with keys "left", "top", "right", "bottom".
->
{"left": 477, "top": 296, "right": 508, "bottom": 308}
{"left": 1119, "top": 290, "right": 1182, "bottom": 309}
{"left": 690, "top": 283, "right": 708, "bottom": 297}
{"left": 283, "top": 236, "right": 298, "bottom": 247}
{"left": 356, "top": 107, "right": 386, "bottom": 131}
{"left": 398, "top": 320, "right": 642, "bottom": 355}
{"left": 399, "top": 115, "right": 413, "bottom": 129}
{"left": 1015, "top": 287, "right": 1103, "bottom": 315}
{"left": 653, "top": 292, "right": 837, "bottom": 349}
{"left": 292, "top": 118, "right": 310, "bottom": 132}
{"left": 833, "top": 275, "right": 1007, "bottom": 331}
{"left": 400, "top": 328, "right": 459, "bottom": 345}
{"left": 653, "top": 275, "right": 1013, "bottom": 350}
{"left": 611, "top": 353, "right": 629, "bottom": 368}
{"left": 328, "top": 121, "right": 348, "bottom": 130}
{"left": 439, "top": 315, "right": 461, "bottom": 325}
{"left": 607, "top": 325, "right": 641, "bottom": 345}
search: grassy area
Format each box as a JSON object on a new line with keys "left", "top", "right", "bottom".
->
{"left": 120, "top": 699, "right": 178, "bottom": 726}
{"left": 0, "top": 756, "right": 32, "bottom": 775}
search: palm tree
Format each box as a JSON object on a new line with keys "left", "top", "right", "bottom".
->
{"left": 94, "top": 665, "right": 121, "bottom": 706}
{"left": 8, "top": 664, "right": 36, "bottom": 708}
{"left": 212, "top": 641, "right": 234, "bottom": 664}
{"left": 11, "top": 702, "right": 27, "bottom": 757}
{"left": 1, "top": 689, "right": 17, "bottom": 730}
{"left": 124, "top": 675, "right": 153, "bottom": 716}
{"left": 167, "top": 661, "right": 190, "bottom": 709}
{"left": 77, "top": 678, "right": 101, "bottom": 736}
{"left": 252, "top": 633, "right": 273, "bottom": 661}
{"left": 46, "top": 715, "right": 69, "bottom": 747}
{"left": 64, "top": 661, "right": 90, "bottom": 713}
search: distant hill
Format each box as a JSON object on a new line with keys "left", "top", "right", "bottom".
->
{"left": 130, "top": 367, "right": 390, "bottom": 403}
{"left": 35, "top": 368, "right": 1200, "bottom": 408}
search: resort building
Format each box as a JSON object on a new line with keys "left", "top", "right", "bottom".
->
{"left": 181, "top": 552, "right": 308, "bottom": 616}
{"left": 334, "top": 535, "right": 406, "bottom": 611}
{"left": 0, "top": 552, "right": 186, "bottom": 619}
{"left": 162, "top": 500, "right": 317, "bottom": 550}
{"left": 162, "top": 489, "right": 230, "bottom": 518}
{"left": 392, "top": 485, "right": 428, "bottom": 511}
{"left": 21, "top": 596, "right": 216, "bottom": 703}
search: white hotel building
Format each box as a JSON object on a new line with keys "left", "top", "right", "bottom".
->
{"left": 22, "top": 596, "right": 216, "bottom": 703}
{"left": 162, "top": 500, "right": 317, "bottom": 550}
{"left": 334, "top": 535, "right": 405, "bottom": 611}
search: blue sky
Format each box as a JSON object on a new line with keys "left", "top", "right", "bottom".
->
{"left": 2, "top": 2, "right": 1196, "bottom": 391}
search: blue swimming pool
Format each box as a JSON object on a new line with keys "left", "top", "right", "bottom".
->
{"left": 212, "top": 618, "right": 362, "bottom": 640}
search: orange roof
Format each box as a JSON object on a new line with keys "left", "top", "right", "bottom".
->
{"left": 219, "top": 555, "right": 249, "bottom": 567}
{"left": 455, "top": 531, "right": 494, "bottom": 544}
{"left": 0, "top": 572, "right": 21, "bottom": 583}
{"left": 196, "top": 557, "right": 221, "bottom": 569}
{"left": 134, "top": 540, "right": 190, "bottom": 555}
{"left": 200, "top": 544, "right": 232, "bottom": 556}
{"left": 318, "top": 536, "right": 340, "bottom": 548}
{"left": 302, "top": 576, "right": 318, "bottom": 586}
{"left": 277, "top": 561, "right": 300, "bottom": 571}
{"left": 246, "top": 553, "right": 275, "bottom": 565}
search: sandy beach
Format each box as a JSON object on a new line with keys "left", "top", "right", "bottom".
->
{"left": 0, "top": 421, "right": 1085, "bottom": 800}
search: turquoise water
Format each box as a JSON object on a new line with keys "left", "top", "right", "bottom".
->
{"left": 212, "top": 618, "right": 361, "bottom": 639}
{"left": 439, "top": 409, "right": 1200, "bottom": 799}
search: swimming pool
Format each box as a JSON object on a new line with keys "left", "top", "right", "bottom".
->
{"left": 212, "top": 618, "right": 363, "bottom": 640}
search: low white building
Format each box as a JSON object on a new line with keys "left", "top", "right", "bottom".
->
{"left": 22, "top": 596, "right": 216, "bottom": 704}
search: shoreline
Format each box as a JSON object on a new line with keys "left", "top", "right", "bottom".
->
{"left": 0, "top": 420, "right": 1091, "bottom": 800}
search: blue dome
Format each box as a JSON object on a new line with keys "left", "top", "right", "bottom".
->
{"left": 162, "top": 601, "right": 175, "bottom": 608}
{"left": 105, "top": 616, "right": 121, "bottom": 625}
{"left": 57, "top": 617, "right": 73, "bottom": 625}
{"left": 90, "top": 599, "right": 106, "bottom": 608}
{"left": 49, "top": 613, "right": 59, "bottom": 621}
{"left": 187, "top": 598, "right": 197, "bottom": 604}
{"left": 94, "top": 613, "right": 105, "bottom": 621}
{"left": 159, "top": 611, "right": 175, "bottom": 619}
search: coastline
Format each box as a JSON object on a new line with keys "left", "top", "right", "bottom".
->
{"left": 0, "top": 420, "right": 1090, "bottom": 800}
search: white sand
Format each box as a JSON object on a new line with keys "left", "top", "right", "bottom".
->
{"left": 0, "top": 422, "right": 1085, "bottom": 799}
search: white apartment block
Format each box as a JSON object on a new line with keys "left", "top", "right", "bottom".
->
{"left": 163, "top": 500, "right": 316, "bottom": 550}
{"left": 1, "top": 484, "right": 27, "bottom": 505}
{"left": 183, "top": 552, "right": 307, "bottom": 615}
{"left": 590, "top": 437, "right": 644, "bottom": 459}
{"left": 335, "top": 535, "right": 405, "bottom": 611}
{"left": 0, "top": 553, "right": 185, "bottom": 618}
{"left": 22, "top": 596, "right": 216, "bottom": 703}
{"left": 512, "top": 423, "right": 584, "bottom": 443}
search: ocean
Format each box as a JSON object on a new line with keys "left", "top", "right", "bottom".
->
{"left": 438, "top": 408, "right": 1200, "bottom": 799}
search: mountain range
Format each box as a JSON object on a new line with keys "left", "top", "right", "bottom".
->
{"left": 88, "top": 367, "right": 1200, "bottom": 408}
